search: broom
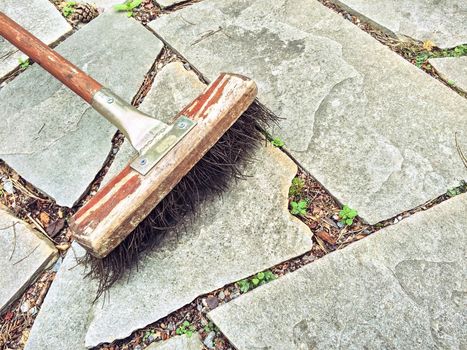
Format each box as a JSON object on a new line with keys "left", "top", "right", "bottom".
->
{"left": 0, "top": 13, "right": 277, "bottom": 296}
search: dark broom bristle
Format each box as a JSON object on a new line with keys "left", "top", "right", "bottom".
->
{"left": 78, "top": 101, "right": 278, "bottom": 298}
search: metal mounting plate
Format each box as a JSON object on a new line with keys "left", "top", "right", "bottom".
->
{"left": 130, "top": 116, "right": 196, "bottom": 175}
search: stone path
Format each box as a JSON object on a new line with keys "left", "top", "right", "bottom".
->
{"left": 330, "top": 0, "right": 467, "bottom": 49}
{"left": 209, "top": 193, "right": 467, "bottom": 350}
{"left": 0, "top": 12, "right": 163, "bottom": 207}
{"left": 150, "top": 0, "right": 467, "bottom": 224}
{"left": 0, "top": 0, "right": 465, "bottom": 349}
{"left": 25, "top": 62, "right": 312, "bottom": 349}
{"left": 0, "top": 0, "right": 71, "bottom": 80}
{"left": 0, "top": 206, "right": 57, "bottom": 314}
{"left": 429, "top": 56, "right": 467, "bottom": 93}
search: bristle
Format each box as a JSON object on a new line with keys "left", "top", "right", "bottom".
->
{"left": 78, "top": 101, "right": 279, "bottom": 298}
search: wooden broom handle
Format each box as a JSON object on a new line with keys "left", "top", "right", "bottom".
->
{"left": 0, "top": 12, "right": 102, "bottom": 103}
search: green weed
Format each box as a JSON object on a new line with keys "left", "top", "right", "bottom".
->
{"left": 289, "top": 177, "right": 305, "bottom": 197}
{"left": 18, "top": 57, "right": 30, "bottom": 69}
{"left": 271, "top": 137, "right": 285, "bottom": 148}
{"left": 237, "top": 270, "right": 277, "bottom": 293}
{"left": 415, "top": 44, "right": 467, "bottom": 68}
{"left": 339, "top": 204, "right": 358, "bottom": 226}
{"left": 114, "top": 0, "right": 143, "bottom": 17}
{"left": 62, "top": 1, "right": 77, "bottom": 17}
{"left": 290, "top": 199, "right": 308, "bottom": 216}
{"left": 447, "top": 180, "right": 467, "bottom": 197}
{"left": 175, "top": 320, "right": 195, "bottom": 337}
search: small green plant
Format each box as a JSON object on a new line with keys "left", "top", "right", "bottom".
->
{"left": 18, "top": 57, "right": 30, "bottom": 69}
{"left": 62, "top": 1, "right": 77, "bottom": 17}
{"left": 290, "top": 199, "right": 308, "bottom": 216}
{"left": 237, "top": 270, "right": 277, "bottom": 293}
{"left": 447, "top": 180, "right": 467, "bottom": 197}
{"left": 203, "top": 321, "right": 218, "bottom": 333}
{"left": 114, "top": 0, "right": 143, "bottom": 17}
{"left": 289, "top": 177, "right": 305, "bottom": 197}
{"left": 271, "top": 137, "right": 285, "bottom": 148}
{"left": 142, "top": 330, "right": 156, "bottom": 342}
{"left": 447, "top": 79, "right": 456, "bottom": 86}
{"left": 175, "top": 320, "right": 195, "bottom": 337}
{"left": 339, "top": 204, "right": 358, "bottom": 226}
{"left": 415, "top": 44, "right": 467, "bottom": 68}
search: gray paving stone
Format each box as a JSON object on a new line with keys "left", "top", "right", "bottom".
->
{"left": 0, "top": 0, "right": 71, "bottom": 80}
{"left": 150, "top": 0, "right": 467, "bottom": 224}
{"left": 146, "top": 334, "right": 204, "bottom": 350}
{"left": 25, "top": 244, "right": 97, "bottom": 350}
{"left": 0, "top": 205, "right": 57, "bottom": 314}
{"left": 209, "top": 193, "right": 467, "bottom": 350}
{"left": 85, "top": 143, "right": 312, "bottom": 347}
{"left": 103, "top": 61, "right": 205, "bottom": 185}
{"left": 429, "top": 56, "right": 467, "bottom": 93}
{"left": 156, "top": 0, "right": 186, "bottom": 8}
{"left": 0, "top": 13, "right": 163, "bottom": 207}
{"left": 331, "top": 0, "right": 467, "bottom": 49}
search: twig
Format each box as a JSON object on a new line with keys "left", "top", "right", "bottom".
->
{"left": 13, "top": 244, "right": 39, "bottom": 265}
{"left": 455, "top": 132, "right": 467, "bottom": 170}
{"left": 9, "top": 221, "right": 17, "bottom": 261}
{"left": 26, "top": 213, "right": 52, "bottom": 240}
{"left": 10, "top": 178, "right": 46, "bottom": 201}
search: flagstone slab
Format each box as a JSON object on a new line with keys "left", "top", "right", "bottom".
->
{"left": 209, "top": 193, "right": 467, "bottom": 350}
{"left": 146, "top": 334, "right": 204, "bottom": 350}
{"left": 156, "top": 0, "right": 186, "bottom": 8}
{"left": 0, "top": 205, "right": 57, "bottom": 314}
{"left": 0, "top": 13, "right": 163, "bottom": 207}
{"left": 0, "top": 0, "right": 72, "bottom": 80}
{"left": 330, "top": 0, "right": 467, "bottom": 49}
{"left": 150, "top": 0, "right": 467, "bottom": 224}
{"left": 25, "top": 244, "right": 97, "bottom": 350}
{"left": 429, "top": 56, "right": 467, "bottom": 93}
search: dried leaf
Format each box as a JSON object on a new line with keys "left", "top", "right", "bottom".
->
{"left": 45, "top": 218, "right": 65, "bottom": 237}
{"left": 422, "top": 40, "right": 435, "bottom": 51}
{"left": 315, "top": 230, "right": 337, "bottom": 245}
{"left": 39, "top": 212, "right": 50, "bottom": 226}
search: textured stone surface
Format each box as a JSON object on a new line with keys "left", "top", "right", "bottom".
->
{"left": 0, "top": 13, "right": 163, "bottom": 207}
{"left": 331, "top": 0, "right": 467, "bottom": 49}
{"left": 86, "top": 143, "right": 312, "bottom": 347}
{"left": 209, "top": 194, "right": 467, "bottom": 350}
{"left": 156, "top": 0, "right": 186, "bottom": 8}
{"left": 146, "top": 334, "right": 204, "bottom": 350}
{"left": 150, "top": 0, "right": 467, "bottom": 223}
{"left": 0, "top": 206, "right": 57, "bottom": 314}
{"left": 429, "top": 56, "right": 467, "bottom": 93}
{"left": 0, "top": 0, "right": 71, "bottom": 80}
{"left": 25, "top": 244, "right": 97, "bottom": 350}
{"left": 103, "top": 61, "right": 205, "bottom": 185}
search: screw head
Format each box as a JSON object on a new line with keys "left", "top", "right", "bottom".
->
{"left": 177, "top": 121, "right": 188, "bottom": 129}
{"left": 139, "top": 158, "right": 147, "bottom": 166}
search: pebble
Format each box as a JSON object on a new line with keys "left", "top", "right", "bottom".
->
{"left": 337, "top": 221, "right": 345, "bottom": 229}
{"left": 134, "top": 345, "right": 142, "bottom": 350}
{"left": 218, "top": 291, "right": 225, "bottom": 300}
{"left": 29, "top": 306, "right": 38, "bottom": 316}
{"left": 2, "top": 179, "right": 14, "bottom": 194}
{"left": 20, "top": 300, "right": 31, "bottom": 313}
{"left": 167, "top": 322, "right": 175, "bottom": 331}
{"left": 183, "top": 62, "right": 191, "bottom": 70}
{"left": 203, "top": 331, "right": 216, "bottom": 349}
{"left": 206, "top": 295, "right": 219, "bottom": 309}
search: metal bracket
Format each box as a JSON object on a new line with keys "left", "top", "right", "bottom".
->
{"left": 130, "top": 116, "right": 197, "bottom": 175}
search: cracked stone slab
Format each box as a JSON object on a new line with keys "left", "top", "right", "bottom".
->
{"left": 429, "top": 56, "right": 467, "bottom": 93}
{"left": 25, "top": 63, "right": 312, "bottom": 348}
{"left": 146, "top": 334, "right": 204, "bottom": 350}
{"left": 0, "top": 0, "right": 72, "bottom": 80}
{"left": 330, "top": 0, "right": 467, "bottom": 49}
{"left": 0, "top": 205, "right": 57, "bottom": 314}
{"left": 25, "top": 244, "right": 97, "bottom": 350}
{"left": 209, "top": 193, "right": 467, "bottom": 350}
{"left": 0, "top": 13, "right": 163, "bottom": 207}
{"left": 150, "top": 0, "right": 467, "bottom": 224}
